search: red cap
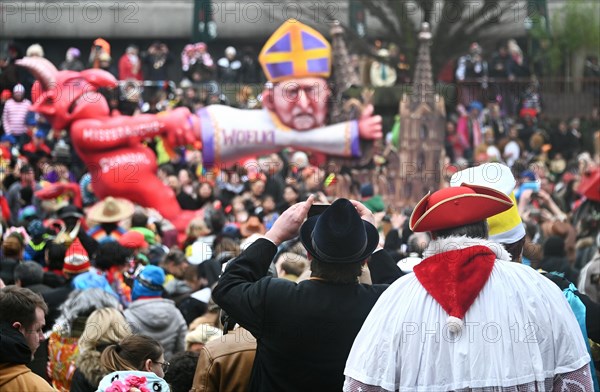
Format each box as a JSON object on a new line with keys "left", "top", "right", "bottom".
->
{"left": 118, "top": 230, "right": 149, "bottom": 249}
{"left": 519, "top": 107, "right": 538, "bottom": 118}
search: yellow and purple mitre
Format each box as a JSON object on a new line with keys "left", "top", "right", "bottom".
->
{"left": 259, "top": 19, "right": 331, "bottom": 83}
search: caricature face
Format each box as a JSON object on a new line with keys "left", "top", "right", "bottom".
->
{"left": 268, "top": 77, "right": 330, "bottom": 130}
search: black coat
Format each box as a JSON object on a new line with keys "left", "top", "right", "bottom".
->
{"left": 212, "top": 238, "right": 392, "bottom": 392}
{"left": 70, "top": 368, "right": 96, "bottom": 392}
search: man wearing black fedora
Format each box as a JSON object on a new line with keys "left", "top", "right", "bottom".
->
{"left": 212, "top": 196, "right": 396, "bottom": 391}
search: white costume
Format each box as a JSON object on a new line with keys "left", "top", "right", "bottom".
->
{"left": 344, "top": 237, "right": 592, "bottom": 391}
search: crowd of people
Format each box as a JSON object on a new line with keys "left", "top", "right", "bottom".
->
{"left": 0, "top": 32, "right": 599, "bottom": 391}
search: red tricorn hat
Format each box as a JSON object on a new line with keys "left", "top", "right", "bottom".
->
{"left": 410, "top": 184, "right": 513, "bottom": 233}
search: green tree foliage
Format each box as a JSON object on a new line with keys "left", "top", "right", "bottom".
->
{"left": 533, "top": 0, "right": 600, "bottom": 74}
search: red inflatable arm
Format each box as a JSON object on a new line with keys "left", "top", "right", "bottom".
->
{"left": 17, "top": 57, "right": 203, "bottom": 234}
{"left": 35, "top": 182, "right": 83, "bottom": 208}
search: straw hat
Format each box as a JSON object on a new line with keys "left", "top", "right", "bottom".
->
{"left": 87, "top": 197, "right": 134, "bottom": 223}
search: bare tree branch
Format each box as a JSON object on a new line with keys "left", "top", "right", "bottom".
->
{"left": 359, "top": 1, "right": 401, "bottom": 38}
{"left": 421, "top": 0, "right": 436, "bottom": 24}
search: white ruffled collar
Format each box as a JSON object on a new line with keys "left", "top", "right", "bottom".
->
{"left": 423, "top": 236, "right": 512, "bottom": 261}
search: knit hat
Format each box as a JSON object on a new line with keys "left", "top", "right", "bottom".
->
{"left": 360, "top": 183, "right": 374, "bottom": 198}
{"left": 71, "top": 271, "right": 118, "bottom": 299}
{"left": 66, "top": 47, "right": 80, "bottom": 58}
{"left": 118, "top": 230, "right": 148, "bottom": 250}
{"left": 130, "top": 227, "right": 156, "bottom": 245}
{"left": 132, "top": 265, "right": 165, "bottom": 300}
{"left": 63, "top": 238, "right": 90, "bottom": 275}
{"left": 0, "top": 137, "right": 16, "bottom": 150}
{"left": 27, "top": 219, "right": 45, "bottom": 238}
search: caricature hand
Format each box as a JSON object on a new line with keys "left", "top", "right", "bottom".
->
{"left": 164, "top": 107, "right": 199, "bottom": 147}
{"left": 358, "top": 104, "right": 383, "bottom": 140}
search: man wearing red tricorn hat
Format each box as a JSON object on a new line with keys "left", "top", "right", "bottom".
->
{"left": 344, "top": 185, "right": 594, "bottom": 391}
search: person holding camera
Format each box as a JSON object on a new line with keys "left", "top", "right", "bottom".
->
{"left": 211, "top": 195, "right": 396, "bottom": 391}
{"left": 142, "top": 42, "right": 172, "bottom": 82}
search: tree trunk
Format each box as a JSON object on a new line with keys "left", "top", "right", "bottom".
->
{"left": 571, "top": 48, "right": 587, "bottom": 93}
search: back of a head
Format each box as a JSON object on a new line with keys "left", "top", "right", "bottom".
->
{"left": 432, "top": 221, "right": 489, "bottom": 240}
{"left": 94, "top": 241, "right": 132, "bottom": 271}
{"left": 0, "top": 286, "right": 48, "bottom": 327}
{"left": 100, "top": 335, "right": 163, "bottom": 372}
{"left": 46, "top": 242, "right": 68, "bottom": 271}
{"left": 14, "top": 261, "right": 44, "bottom": 287}
{"left": 79, "top": 308, "right": 132, "bottom": 353}
{"left": 163, "top": 248, "right": 187, "bottom": 266}
{"left": 543, "top": 236, "right": 566, "bottom": 258}
{"left": 300, "top": 198, "right": 379, "bottom": 284}
{"left": 56, "top": 288, "right": 120, "bottom": 334}
{"left": 407, "top": 233, "right": 431, "bottom": 256}
{"left": 163, "top": 351, "right": 199, "bottom": 392}
{"left": 131, "top": 211, "right": 148, "bottom": 228}
{"left": 2, "top": 234, "right": 24, "bottom": 258}
{"left": 277, "top": 252, "right": 308, "bottom": 277}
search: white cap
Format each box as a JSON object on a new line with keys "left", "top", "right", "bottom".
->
{"left": 187, "top": 240, "right": 213, "bottom": 265}
{"left": 291, "top": 151, "right": 309, "bottom": 170}
{"left": 13, "top": 84, "right": 25, "bottom": 94}
{"left": 225, "top": 46, "right": 237, "bottom": 57}
{"left": 450, "top": 163, "right": 515, "bottom": 196}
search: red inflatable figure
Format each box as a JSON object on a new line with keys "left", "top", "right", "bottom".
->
{"left": 17, "top": 57, "right": 201, "bottom": 232}
{"left": 16, "top": 21, "right": 382, "bottom": 234}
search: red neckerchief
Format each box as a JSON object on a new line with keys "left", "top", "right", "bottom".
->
{"left": 413, "top": 245, "right": 496, "bottom": 320}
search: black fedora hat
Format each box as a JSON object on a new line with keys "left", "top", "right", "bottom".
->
{"left": 300, "top": 198, "right": 379, "bottom": 264}
{"left": 58, "top": 204, "right": 84, "bottom": 219}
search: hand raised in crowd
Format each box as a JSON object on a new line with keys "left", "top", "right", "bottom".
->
{"left": 390, "top": 212, "right": 407, "bottom": 231}
{"left": 538, "top": 189, "right": 567, "bottom": 220}
{"left": 264, "top": 194, "right": 315, "bottom": 246}
{"left": 373, "top": 211, "right": 386, "bottom": 227}
{"left": 314, "top": 191, "right": 329, "bottom": 204}
{"left": 349, "top": 199, "right": 376, "bottom": 226}
{"left": 358, "top": 104, "right": 383, "bottom": 140}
